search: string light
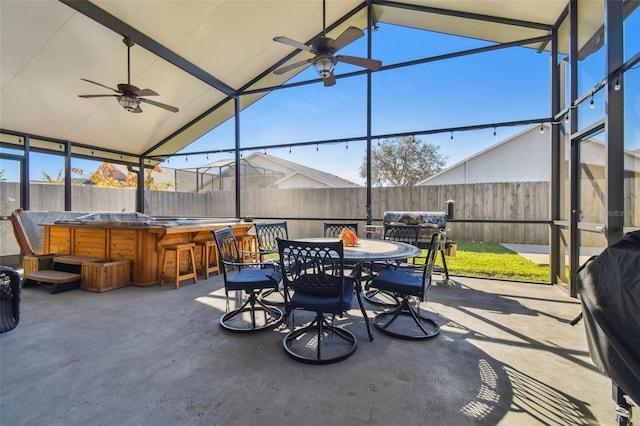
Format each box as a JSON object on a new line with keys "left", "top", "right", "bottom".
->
{"left": 206, "top": 153, "right": 209, "bottom": 160}
{"left": 614, "top": 75, "right": 621, "bottom": 91}
{"left": 264, "top": 148, "right": 267, "bottom": 155}
{"left": 345, "top": 141, "right": 349, "bottom": 150}
{"left": 450, "top": 131, "right": 454, "bottom": 141}
{"left": 589, "top": 93, "right": 595, "bottom": 109}
{"left": 540, "top": 123, "right": 544, "bottom": 134}
{"left": 316, "top": 144, "right": 319, "bottom": 152}
{"left": 493, "top": 127, "right": 496, "bottom": 138}
{"left": 289, "top": 146, "right": 292, "bottom": 154}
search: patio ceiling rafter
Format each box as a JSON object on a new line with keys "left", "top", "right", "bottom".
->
{"left": 59, "top": 0, "right": 236, "bottom": 97}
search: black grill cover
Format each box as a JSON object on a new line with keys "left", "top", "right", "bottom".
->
{"left": 577, "top": 230, "right": 640, "bottom": 405}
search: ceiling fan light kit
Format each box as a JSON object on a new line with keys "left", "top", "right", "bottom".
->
{"left": 314, "top": 56, "right": 335, "bottom": 78}
{"left": 117, "top": 95, "right": 139, "bottom": 112}
{"left": 78, "top": 37, "right": 178, "bottom": 113}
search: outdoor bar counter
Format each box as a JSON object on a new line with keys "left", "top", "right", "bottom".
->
{"left": 41, "top": 216, "right": 253, "bottom": 286}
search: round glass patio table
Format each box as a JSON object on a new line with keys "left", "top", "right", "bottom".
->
{"left": 302, "top": 237, "right": 421, "bottom": 262}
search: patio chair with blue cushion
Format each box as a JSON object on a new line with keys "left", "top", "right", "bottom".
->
{"left": 368, "top": 229, "right": 443, "bottom": 340}
{"left": 277, "top": 238, "right": 363, "bottom": 364}
{"left": 213, "top": 227, "right": 283, "bottom": 333}
{"left": 363, "top": 223, "right": 421, "bottom": 307}
{"left": 253, "top": 222, "right": 289, "bottom": 305}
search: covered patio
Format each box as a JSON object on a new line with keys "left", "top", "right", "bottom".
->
{"left": 1, "top": 274, "right": 611, "bottom": 425}
{"left": 1, "top": 1, "right": 638, "bottom": 424}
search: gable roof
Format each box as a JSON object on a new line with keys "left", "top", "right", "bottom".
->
{"left": 1, "top": 1, "right": 574, "bottom": 166}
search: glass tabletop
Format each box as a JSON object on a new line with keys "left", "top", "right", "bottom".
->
{"left": 303, "top": 237, "right": 421, "bottom": 262}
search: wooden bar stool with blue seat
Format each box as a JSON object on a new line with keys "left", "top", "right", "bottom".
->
{"left": 195, "top": 239, "right": 219, "bottom": 279}
{"left": 159, "top": 242, "right": 197, "bottom": 289}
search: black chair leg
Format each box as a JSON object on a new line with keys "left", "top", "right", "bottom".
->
{"left": 283, "top": 312, "right": 357, "bottom": 364}
{"left": 220, "top": 291, "right": 283, "bottom": 333}
{"left": 373, "top": 298, "right": 440, "bottom": 340}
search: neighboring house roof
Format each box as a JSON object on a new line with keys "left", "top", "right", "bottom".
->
{"left": 199, "top": 152, "right": 361, "bottom": 189}
{"left": 416, "top": 124, "right": 552, "bottom": 185}
{"left": 417, "top": 125, "right": 640, "bottom": 186}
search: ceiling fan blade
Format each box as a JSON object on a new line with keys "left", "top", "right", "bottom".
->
{"left": 81, "top": 78, "right": 120, "bottom": 93}
{"left": 78, "top": 94, "right": 117, "bottom": 98}
{"left": 336, "top": 55, "right": 382, "bottom": 71}
{"left": 118, "top": 83, "right": 143, "bottom": 95}
{"left": 329, "top": 26, "right": 364, "bottom": 52}
{"left": 134, "top": 88, "right": 159, "bottom": 97}
{"left": 273, "top": 59, "right": 313, "bottom": 75}
{"left": 273, "top": 36, "right": 313, "bottom": 53}
{"left": 139, "top": 97, "right": 179, "bottom": 113}
{"left": 323, "top": 72, "right": 336, "bottom": 87}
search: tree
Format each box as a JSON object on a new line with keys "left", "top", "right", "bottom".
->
{"left": 360, "top": 136, "right": 447, "bottom": 186}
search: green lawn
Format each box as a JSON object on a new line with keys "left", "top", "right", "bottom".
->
{"left": 430, "top": 240, "right": 551, "bottom": 282}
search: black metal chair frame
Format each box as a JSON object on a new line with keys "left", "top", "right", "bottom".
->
{"left": 369, "top": 229, "right": 443, "bottom": 340}
{"left": 0, "top": 266, "right": 21, "bottom": 333}
{"left": 254, "top": 222, "right": 289, "bottom": 305}
{"left": 363, "top": 224, "right": 421, "bottom": 308}
{"left": 277, "top": 238, "right": 361, "bottom": 364}
{"left": 213, "top": 227, "right": 283, "bottom": 333}
{"left": 323, "top": 223, "right": 358, "bottom": 238}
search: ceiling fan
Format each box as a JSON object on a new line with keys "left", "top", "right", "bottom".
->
{"left": 78, "top": 37, "right": 178, "bottom": 113}
{"left": 272, "top": 0, "right": 382, "bottom": 87}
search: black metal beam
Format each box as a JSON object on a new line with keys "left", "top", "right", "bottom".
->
{"left": 59, "top": 0, "right": 236, "bottom": 97}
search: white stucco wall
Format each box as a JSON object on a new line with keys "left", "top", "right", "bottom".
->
{"left": 419, "top": 125, "right": 551, "bottom": 185}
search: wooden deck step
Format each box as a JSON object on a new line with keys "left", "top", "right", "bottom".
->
{"left": 24, "top": 270, "right": 82, "bottom": 294}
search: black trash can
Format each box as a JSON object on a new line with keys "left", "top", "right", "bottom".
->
{"left": 0, "top": 266, "right": 21, "bottom": 333}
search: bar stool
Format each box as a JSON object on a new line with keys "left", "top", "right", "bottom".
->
{"left": 159, "top": 243, "right": 197, "bottom": 289}
{"left": 195, "top": 239, "right": 219, "bottom": 279}
{"left": 238, "top": 235, "right": 259, "bottom": 263}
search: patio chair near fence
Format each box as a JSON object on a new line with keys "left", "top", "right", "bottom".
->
{"left": 213, "top": 227, "right": 283, "bottom": 333}
{"left": 367, "top": 229, "right": 443, "bottom": 340}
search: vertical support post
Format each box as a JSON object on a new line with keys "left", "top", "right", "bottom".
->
{"left": 550, "top": 28, "right": 561, "bottom": 285}
{"left": 568, "top": 0, "right": 580, "bottom": 297}
{"left": 366, "top": 0, "right": 373, "bottom": 227}
{"left": 22, "top": 135, "right": 30, "bottom": 210}
{"left": 137, "top": 156, "right": 145, "bottom": 213}
{"left": 234, "top": 96, "right": 241, "bottom": 218}
{"left": 605, "top": 0, "right": 624, "bottom": 244}
{"left": 64, "top": 141, "right": 71, "bottom": 211}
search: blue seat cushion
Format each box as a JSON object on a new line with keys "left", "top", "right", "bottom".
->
{"left": 290, "top": 282, "right": 354, "bottom": 313}
{"left": 226, "top": 268, "right": 281, "bottom": 292}
{"left": 370, "top": 269, "right": 425, "bottom": 297}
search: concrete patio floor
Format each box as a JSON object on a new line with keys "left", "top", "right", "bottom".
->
{"left": 0, "top": 273, "right": 614, "bottom": 425}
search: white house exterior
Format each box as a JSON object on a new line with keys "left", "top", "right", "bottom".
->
{"left": 417, "top": 125, "right": 551, "bottom": 185}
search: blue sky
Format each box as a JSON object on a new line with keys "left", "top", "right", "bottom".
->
{"left": 170, "top": 23, "right": 551, "bottom": 185}
{"left": 3, "top": 17, "right": 638, "bottom": 185}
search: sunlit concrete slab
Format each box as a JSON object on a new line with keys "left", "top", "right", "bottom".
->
{"left": 0, "top": 274, "right": 613, "bottom": 425}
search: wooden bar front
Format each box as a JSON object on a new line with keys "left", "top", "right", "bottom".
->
{"left": 41, "top": 221, "right": 254, "bottom": 286}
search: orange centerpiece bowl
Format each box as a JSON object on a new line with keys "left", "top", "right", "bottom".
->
{"left": 339, "top": 228, "right": 358, "bottom": 247}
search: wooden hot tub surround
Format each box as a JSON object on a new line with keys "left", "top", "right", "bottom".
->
{"left": 41, "top": 220, "right": 254, "bottom": 287}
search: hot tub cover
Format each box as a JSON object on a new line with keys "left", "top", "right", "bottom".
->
{"left": 577, "top": 230, "right": 640, "bottom": 405}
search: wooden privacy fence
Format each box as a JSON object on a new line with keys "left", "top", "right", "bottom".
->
{"left": 5, "top": 179, "right": 636, "bottom": 255}
{"left": 234, "top": 182, "right": 551, "bottom": 244}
